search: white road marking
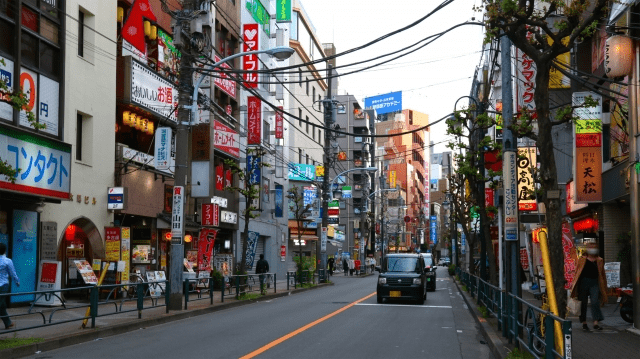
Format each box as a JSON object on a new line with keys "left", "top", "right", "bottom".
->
{"left": 355, "top": 303, "right": 453, "bottom": 308}
{"left": 457, "top": 330, "right": 463, "bottom": 333}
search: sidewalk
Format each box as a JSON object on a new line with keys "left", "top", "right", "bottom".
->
{"left": 0, "top": 279, "right": 332, "bottom": 358}
{"left": 453, "top": 275, "right": 640, "bottom": 358}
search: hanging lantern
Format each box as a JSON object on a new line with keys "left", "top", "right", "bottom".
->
{"left": 149, "top": 25, "right": 157, "bottom": 41}
{"left": 129, "top": 113, "right": 137, "bottom": 128}
{"left": 117, "top": 7, "right": 124, "bottom": 23}
{"left": 147, "top": 121, "right": 154, "bottom": 135}
{"left": 605, "top": 35, "right": 634, "bottom": 77}
{"left": 135, "top": 116, "right": 143, "bottom": 130}
{"left": 142, "top": 118, "right": 148, "bottom": 132}
{"left": 184, "top": 234, "right": 192, "bottom": 243}
{"left": 144, "top": 20, "right": 151, "bottom": 37}
{"left": 165, "top": 231, "right": 171, "bottom": 241}
{"left": 122, "top": 111, "right": 130, "bottom": 126}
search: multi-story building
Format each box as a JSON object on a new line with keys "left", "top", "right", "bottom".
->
{"left": 376, "top": 109, "right": 430, "bottom": 253}
{"left": 1, "top": 0, "right": 116, "bottom": 299}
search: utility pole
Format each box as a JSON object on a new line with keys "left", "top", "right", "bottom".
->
{"left": 320, "top": 65, "right": 334, "bottom": 282}
{"left": 170, "top": 0, "right": 197, "bottom": 310}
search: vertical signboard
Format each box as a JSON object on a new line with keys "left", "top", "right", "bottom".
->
{"left": 154, "top": 127, "right": 172, "bottom": 170}
{"left": 198, "top": 229, "right": 217, "bottom": 271}
{"left": 247, "top": 155, "right": 261, "bottom": 185}
{"left": 121, "top": 227, "right": 130, "bottom": 285}
{"left": 276, "top": 0, "right": 291, "bottom": 22}
{"left": 430, "top": 215, "right": 437, "bottom": 245}
{"left": 11, "top": 210, "right": 37, "bottom": 303}
{"left": 104, "top": 227, "right": 121, "bottom": 262}
{"left": 242, "top": 24, "right": 260, "bottom": 88}
{"left": 171, "top": 186, "right": 184, "bottom": 242}
{"left": 40, "top": 222, "right": 58, "bottom": 261}
{"left": 247, "top": 96, "right": 261, "bottom": 145}
{"left": 389, "top": 170, "right": 396, "bottom": 188}
{"left": 503, "top": 151, "right": 518, "bottom": 240}
{"left": 246, "top": 231, "right": 259, "bottom": 268}
{"left": 573, "top": 92, "right": 602, "bottom": 203}
{"left": 275, "top": 106, "right": 284, "bottom": 139}
{"left": 275, "top": 184, "right": 284, "bottom": 217}
{"left": 517, "top": 147, "right": 537, "bottom": 211}
{"left": 515, "top": 47, "right": 536, "bottom": 114}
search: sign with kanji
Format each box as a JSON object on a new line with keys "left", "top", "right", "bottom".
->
{"left": 154, "top": 127, "right": 172, "bottom": 170}
{"left": 389, "top": 170, "right": 396, "bottom": 188}
{"left": 576, "top": 133, "right": 602, "bottom": 147}
{"left": 171, "top": 186, "right": 184, "bottom": 242}
{"left": 503, "top": 151, "right": 518, "bottom": 227}
{"left": 242, "top": 24, "right": 260, "bottom": 88}
{"left": 213, "top": 55, "right": 236, "bottom": 98}
{"left": 202, "top": 203, "right": 219, "bottom": 226}
{"left": 275, "top": 106, "right": 284, "bottom": 139}
{"left": 520, "top": 248, "right": 529, "bottom": 270}
{"left": 104, "top": 227, "right": 121, "bottom": 262}
{"left": 276, "top": 0, "right": 291, "bottom": 22}
{"left": 247, "top": 96, "right": 261, "bottom": 145}
{"left": 575, "top": 146, "right": 602, "bottom": 202}
{"left": 198, "top": 229, "right": 217, "bottom": 271}
{"left": 214, "top": 120, "right": 240, "bottom": 158}
{"left": 516, "top": 46, "right": 536, "bottom": 114}
{"left": 517, "top": 147, "right": 537, "bottom": 211}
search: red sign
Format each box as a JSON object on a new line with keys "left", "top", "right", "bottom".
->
{"left": 280, "top": 245, "right": 286, "bottom": 261}
{"left": 202, "top": 203, "right": 219, "bottom": 226}
{"left": 576, "top": 133, "right": 602, "bottom": 147}
{"left": 485, "top": 188, "right": 494, "bottom": 206}
{"left": 247, "top": 96, "right": 261, "bottom": 145}
{"left": 575, "top": 146, "right": 602, "bottom": 202}
{"left": 214, "top": 120, "right": 240, "bottom": 157}
{"left": 40, "top": 262, "right": 58, "bottom": 283}
{"left": 275, "top": 106, "right": 284, "bottom": 139}
{"left": 520, "top": 248, "right": 529, "bottom": 270}
{"left": 562, "top": 222, "right": 578, "bottom": 289}
{"left": 226, "top": 105, "right": 232, "bottom": 115}
{"left": 215, "top": 164, "right": 224, "bottom": 191}
{"left": 121, "top": 0, "right": 157, "bottom": 54}
{"left": 242, "top": 23, "right": 259, "bottom": 88}
{"left": 328, "top": 208, "right": 340, "bottom": 216}
{"left": 213, "top": 55, "right": 237, "bottom": 98}
{"left": 376, "top": 222, "right": 381, "bottom": 234}
{"left": 197, "top": 229, "right": 217, "bottom": 271}
{"left": 404, "top": 216, "right": 411, "bottom": 223}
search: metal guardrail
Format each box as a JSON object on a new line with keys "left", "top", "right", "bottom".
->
{"left": 455, "top": 268, "right": 572, "bottom": 359}
{"left": 0, "top": 281, "right": 169, "bottom": 333}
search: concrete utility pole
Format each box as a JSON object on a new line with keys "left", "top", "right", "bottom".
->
{"left": 320, "top": 65, "right": 334, "bottom": 281}
{"left": 170, "top": 0, "right": 198, "bottom": 310}
{"left": 629, "top": 34, "right": 640, "bottom": 329}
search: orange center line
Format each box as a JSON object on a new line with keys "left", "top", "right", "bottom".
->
{"left": 239, "top": 292, "right": 377, "bottom": 359}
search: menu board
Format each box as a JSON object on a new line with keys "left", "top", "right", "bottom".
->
{"left": 605, "top": 262, "right": 621, "bottom": 288}
{"left": 132, "top": 244, "right": 150, "bottom": 263}
{"left": 74, "top": 260, "right": 98, "bottom": 285}
{"left": 147, "top": 271, "right": 167, "bottom": 297}
{"left": 186, "top": 250, "right": 198, "bottom": 268}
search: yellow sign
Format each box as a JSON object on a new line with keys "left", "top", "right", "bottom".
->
{"left": 315, "top": 166, "right": 325, "bottom": 177}
{"left": 517, "top": 147, "right": 537, "bottom": 211}
{"left": 120, "top": 227, "right": 131, "bottom": 285}
{"left": 575, "top": 119, "right": 602, "bottom": 134}
{"left": 389, "top": 170, "right": 396, "bottom": 188}
{"left": 549, "top": 37, "right": 570, "bottom": 89}
{"left": 327, "top": 226, "right": 335, "bottom": 238}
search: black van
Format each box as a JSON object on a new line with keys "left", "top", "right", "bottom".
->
{"left": 375, "top": 253, "right": 427, "bottom": 304}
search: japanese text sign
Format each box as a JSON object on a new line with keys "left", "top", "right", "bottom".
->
{"left": 154, "top": 127, "right": 172, "bottom": 170}
{"left": 364, "top": 91, "right": 402, "bottom": 115}
{"left": 288, "top": 163, "right": 316, "bottom": 181}
{"left": 275, "top": 184, "right": 284, "bottom": 218}
{"left": 242, "top": 24, "right": 260, "bottom": 88}
{"left": 214, "top": 120, "right": 239, "bottom": 157}
{"left": 276, "top": 0, "right": 291, "bottom": 22}
{"left": 247, "top": 96, "right": 261, "bottom": 145}
{"left": 104, "top": 227, "right": 121, "bottom": 262}
{"left": 573, "top": 92, "right": 602, "bottom": 134}
{"left": 575, "top": 146, "right": 602, "bottom": 202}
{"left": 389, "top": 170, "right": 396, "bottom": 188}
{"left": 517, "top": 147, "right": 537, "bottom": 211}
{"left": 171, "top": 186, "right": 184, "bottom": 242}
{"left": 213, "top": 55, "right": 236, "bottom": 98}
{"left": 201, "top": 203, "right": 219, "bottom": 226}
{"left": 215, "top": 164, "right": 224, "bottom": 191}
{"left": 247, "top": 155, "right": 261, "bottom": 185}
{"left": 503, "top": 151, "right": 518, "bottom": 227}
{"left": 126, "top": 58, "right": 178, "bottom": 122}
{"left": 245, "top": 0, "right": 270, "bottom": 35}
{"left": 0, "top": 126, "right": 71, "bottom": 200}
{"left": 516, "top": 47, "right": 536, "bottom": 113}
{"left": 275, "top": 106, "right": 284, "bottom": 139}
{"left": 198, "top": 229, "right": 217, "bottom": 271}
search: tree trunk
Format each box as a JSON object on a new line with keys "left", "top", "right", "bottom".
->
{"left": 534, "top": 61, "right": 567, "bottom": 317}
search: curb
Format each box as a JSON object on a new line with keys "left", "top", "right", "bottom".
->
{"left": 1, "top": 282, "right": 333, "bottom": 359}
{"left": 452, "top": 275, "right": 510, "bottom": 359}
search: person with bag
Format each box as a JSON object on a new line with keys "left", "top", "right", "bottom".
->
{"left": 570, "top": 242, "right": 608, "bottom": 331}
{"left": 343, "top": 257, "right": 349, "bottom": 276}
{"left": 1, "top": 243, "right": 20, "bottom": 330}
{"left": 255, "top": 254, "right": 269, "bottom": 295}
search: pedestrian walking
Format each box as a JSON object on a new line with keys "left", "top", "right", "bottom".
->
{"left": 327, "top": 257, "right": 335, "bottom": 276}
{"left": 343, "top": 257, "right": 349, "bottom": 276}
{"left": 369, "top": 257, "right": 375, "bottom": 273}
{"left": 570, "top": 242, "right": 608, "bottom": 331}
{"left": 350, "top": 259, "right": 356, "bottom": 276}
{"left": 255, "top": 254, "right": 269, "bottom": 295}
{"left": 1, "top": 242, "right": 20, "bottom": 330}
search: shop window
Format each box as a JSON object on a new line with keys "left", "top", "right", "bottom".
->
{"left": 21, "top": 30, "right": 38, "bottom": 67}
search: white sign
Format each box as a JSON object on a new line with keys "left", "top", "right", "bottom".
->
{"left": 35, "top": 260, "right": 62, "bottom": 307}
{"left": 221, "top": 210, "right": 237, "bottom": 224}
{"left": 107, "top": 187, "right": 125, "bottom": 210}
{"left": 126, "top": 58, "right": 178, "bottom": 122}
{"left": 503, "top": 151, "right": 518, "bottom": 228}
{"left": 122, "top": 146, "right": 154, "bottom": 166}
{"left": 154, "top": 127, "right": 172, "bottom": 170}
{"left": 321, "top": 227, "right": 327, "bottom": 252}
{"left": 122, "top": 39, "right": 147, "bottom": 63}
{"left": 171, "top": 186, "right": 184, "bottom": 242}
{"left": 210, "top": 196, "right": 228, "bottom": 208}
{"left": 604, "top": 262, "right": 621, "bottom": 288}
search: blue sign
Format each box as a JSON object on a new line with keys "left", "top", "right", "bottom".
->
{"left": 275, "top": 184, "right": 283, "bottom": 218}
{"left": 303, "top": 187, "right": 316, "bottom": 206}
{"left": 11, "top": 210, "right": 37, "bottom": 303}
{"left": 246, "top": 231, "right": 259, "bottom": 268}
{"left": 364, "top": 91, "right": 402, "bottom": 115}
{"left": 288, "top": 163, "right": 315, "bottom": 181}
{"left": 461, "top": 233, "right": 466, "bottom": 254}
{"left": 506, "top": 228, "right": 518, "bottom": 241}
{"left": 247, "top": 156, "right": 261, "bottom": 185}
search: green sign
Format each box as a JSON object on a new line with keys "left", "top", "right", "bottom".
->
{"left": 276, "top": 0, "right": 291, "bottom": 22}
{"left": 245, "top": 0, "right": 271, "bottom": 35}
{"left": 328, "top": 200, "right": 340, "bottom": 208}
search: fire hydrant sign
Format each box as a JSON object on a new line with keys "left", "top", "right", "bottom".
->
{"left": 171, "top": 186, "right": 184, "bottom": 243}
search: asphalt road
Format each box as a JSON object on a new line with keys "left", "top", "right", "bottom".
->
{"left": 28, "top": 267, "right": 494, "bottom": 359}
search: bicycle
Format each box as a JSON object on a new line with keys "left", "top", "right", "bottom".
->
{"left": 524, "top": 291, "right": 549, "bottom": 356}
{"left": 126, "top": 272, "right": 145, "bottom": 298}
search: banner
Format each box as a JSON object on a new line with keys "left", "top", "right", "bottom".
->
{"left": 246, "top": 231, "right": 259, "bottom": 268}
{"left": 121, "top": 227, "right": 130, "bottom": 286}
{"left": 198, "top": 229, "right": 217, "bottom": 271}
{"left": 517, "top": 147, "right": 537, "bottom": 211}
{"left": 275, "top": 184, "right": 284, "bottom": 218}
{"left": 104, "top": 227, "right": 121, "bottom": 261}
{"left": 575, "top": 146, "right": 602, "bottom": 202}
{"left": 247, "top": 96, "right": 261, "bottom": 145}
{"left": 389, "top": 170, "right": 396, "bottom": 188}
{"left": 214, "top": 120, "right": 240, "bottom": 157}
{"left": 154, "top": 127, "right": 172, "bottom": 170}
{"left": 215, "top": 164, "right": 224, "bottom": 190}
{"left": 562, "top": 223, "right": 578, "bottom": 290}
{"left": 275, "top": 106, "right": 284, "bottom": 139}
{"left": 242, "top": 24, "right": 260, "bottom": 87}
{"left": 503, "top": 151, "right": 518, "bottom": 228}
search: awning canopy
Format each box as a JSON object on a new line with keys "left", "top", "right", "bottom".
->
{"left": 609, "top": 1, "right": 638, "bottom": 25}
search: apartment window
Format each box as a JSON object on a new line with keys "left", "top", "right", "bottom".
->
{"left": 306, "top": 116, "right": 309, "bottom": 133}
{"left": 76, "top": 114, "right": 83, "bottom": 161}
{"left": 78, "top": 11, "right": 84, "bottom": 57}
{"left": 298, "top": 109, "right": 302, "bottom": 127}
{"left": 299, "top": 69, "right": 302, "bottom": 87}
{"left": 306, "top": 154, "right": 309, "bottom": 165}
{"left": 298, "top": 149, "right": 303, "bottom": 163}
{"left": 312, "top": 125, "right": 315, "bottom": 141}
{"left": 318, "top": 129, "right": 322, "bottom": 144}
{"left": 263, "top": 119, "right": 270, "bottom": 145}
{"left": 312, "top": 87, "right": 316, "bottom": 102}
{"left": 306, "top": 78, "right": 309, "bottom": 95}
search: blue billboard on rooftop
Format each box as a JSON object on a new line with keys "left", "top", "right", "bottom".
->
{"left": 364, "top": 91, "right": 402, "bottom": 115}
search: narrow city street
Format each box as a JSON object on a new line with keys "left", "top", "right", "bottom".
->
{"left": 26, "top": 267, "right": 493, "bottom": 359}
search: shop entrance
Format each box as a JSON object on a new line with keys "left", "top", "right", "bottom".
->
{"left": 57, "top": 217, "right": 104, "bottom": 290}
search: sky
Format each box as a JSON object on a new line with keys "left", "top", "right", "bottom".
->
{"left": 298, "top": 0, "right": 485, "bottom": 152}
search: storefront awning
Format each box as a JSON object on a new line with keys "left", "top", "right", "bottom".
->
{"left": 609, "top": 1, "right": 639, "bottom": 25}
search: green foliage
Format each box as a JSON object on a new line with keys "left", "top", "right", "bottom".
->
{"left": 477, "top": 305, "right": 489, "bottom": 318}
{"left": 210, "top": 268, "right": 224, "bottom": 289}
{"left": 462, "top": 285, "right": 468, "bottom": 292}
{"left": 0, "top": 337, "right": 44, "bottom": 350}
{"left": 448, "top": 264, "right": 457, "bottom": 276}
{"left": 505, "top": 348, "right": 535, "bottom": 359}
{"left": 238, "top": 293, "right": 261, "bottom": 301}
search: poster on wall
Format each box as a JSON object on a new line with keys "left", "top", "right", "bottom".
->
{"left": 132, "top": 244, "right": 150, "bottom": 263}
{"left": 120, "top": 227, "right": 131, "bottom": 286}
{"left": 562, "top": 223, "right": 578, "bottom": 290}
{"left": 34, "top": 260, "right": 63, "bottom": 306}
{"left": 104, "top": 227, "right": 121, "bottom": 261}
{"left": 11, "top": 210, "right": 38, "bottom": 303}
